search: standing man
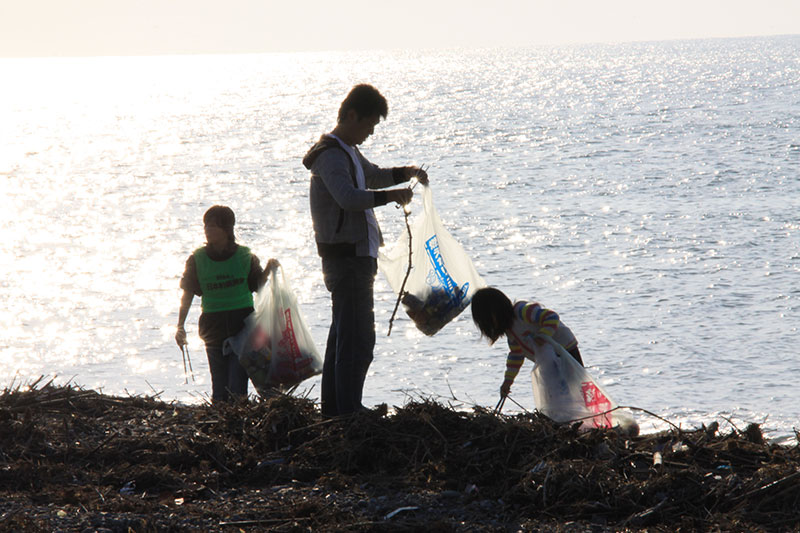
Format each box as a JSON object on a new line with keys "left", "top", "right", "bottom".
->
{"left": 303, "top": 84, "right": 428, "bottom": 416}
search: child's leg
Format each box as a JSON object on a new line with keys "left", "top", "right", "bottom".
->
{"left": 205, "top": 345, "right": 230, "bottom": 403}
{"left": 227, "top": 352, "right": 249, "bottom": 399}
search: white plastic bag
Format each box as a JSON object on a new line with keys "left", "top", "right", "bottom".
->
{"left": 223, "top": 265, "right": 322, "bottom": 395}
{"left": 379, "top": 185, "right": 487, "bottom": 335}
{"left": 528, "top": 335, "right": 636, "bottom": 432}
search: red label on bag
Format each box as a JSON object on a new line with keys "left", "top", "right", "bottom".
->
{"left": 276, "top": 308, "right": 312, "bottom": 372}
{"left": 581, "top": 382, "right": 613, "bottom": 428}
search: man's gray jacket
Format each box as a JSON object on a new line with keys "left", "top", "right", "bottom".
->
{"left": 303, "top": 135, "right": 409, "bottom": 257}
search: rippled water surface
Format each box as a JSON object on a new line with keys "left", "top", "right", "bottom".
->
{"left": 2, "top": 36, "right": 798, "bottom": 440}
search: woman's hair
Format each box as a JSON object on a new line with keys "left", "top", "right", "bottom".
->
{"left": 337, "top": 84, "right": 389, "bottom": 123}
{"left": 203, "top": 205, "right": 236, "bottom": 243}
{"left": 470, "top": 287, "right": 514, "bottom": 344}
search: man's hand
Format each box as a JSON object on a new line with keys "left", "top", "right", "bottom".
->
{"left": 175, "top": 325, "right": 187, "bottom": 347}
{"left": 388, "top": 188, "right": 413, "bottom": 206}
{"left": 405, "top": 166, "right": 428, "bottom": 185}
{"left": 500, "top": 379, "right": 513, "bottom": 398}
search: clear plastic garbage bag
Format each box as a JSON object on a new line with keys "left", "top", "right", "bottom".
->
{"left": 529, "top": 335, "right": 637, "bottom": 432}
{"left": 223, "top": 265, "right": 322, "bottom": 395}
{"left": 379, "top": 185, "right": 487, "bottom": 335}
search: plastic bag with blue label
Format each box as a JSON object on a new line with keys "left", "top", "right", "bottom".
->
{"left": 379, "top": 184, "right": 487, "bottom": 335}
{"left": 223, "top": 265, "right": 322, "bottom": 395}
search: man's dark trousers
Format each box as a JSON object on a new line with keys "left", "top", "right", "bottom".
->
{"left": 321, "top": 255, "right": 377, "bottom": 416}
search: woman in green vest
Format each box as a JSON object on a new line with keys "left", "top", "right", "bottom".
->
{"left": 175, "top": 205, "right": 277, "bottom": 403}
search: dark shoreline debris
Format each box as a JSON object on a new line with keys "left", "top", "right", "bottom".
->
{"left": 1, "top": 381, "right": 798, "bottom": 532}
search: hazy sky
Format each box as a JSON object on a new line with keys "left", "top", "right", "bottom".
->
{"left": 1, "top": 0, "right": 799, "bottom": 57}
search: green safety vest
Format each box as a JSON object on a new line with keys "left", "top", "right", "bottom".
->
{"left": 193, "top": 245, "right": 254, "bottom": 312}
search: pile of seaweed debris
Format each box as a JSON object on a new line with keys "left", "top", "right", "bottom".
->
{"left": 0, "top": 380, "right": 798, "bottom": 532}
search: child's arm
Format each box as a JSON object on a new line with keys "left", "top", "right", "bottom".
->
{"left": 252, "top": 256, "right": 281, "bottom": 288}
{"left": 176, "top": 255, "right": 199, "bottom": 346}
{"left": 515, "top": 301, "right": 559, "bottom": 337}
{"left": 175, "top": 290, "right": 193, "bottom": 346}
{"left": 501, "top": 337, "right": 526, "bottom": 396}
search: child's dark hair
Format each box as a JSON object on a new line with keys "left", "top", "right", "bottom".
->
{"left": 337, "top": 84, "right": 388, "bottom": 123}
{"left": 203, "top": 205, "right": 236, "bottom": 243}
{"left": 470, "top": 287, "right": 514, "bottom": 344}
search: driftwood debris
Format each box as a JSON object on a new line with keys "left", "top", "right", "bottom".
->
{"left": 0, "top": 382, "right": 798, "bottom": 532}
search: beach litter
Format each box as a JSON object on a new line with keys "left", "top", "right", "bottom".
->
{"left": 1, "top": 379, "right": 798, "bottom": 531}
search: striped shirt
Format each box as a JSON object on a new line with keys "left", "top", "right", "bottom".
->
{"left": 504, "top": 301, "right": 578, "bottom": 383}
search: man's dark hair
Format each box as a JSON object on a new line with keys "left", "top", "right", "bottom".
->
{"left": 203, "top": 205, "right": 236, "bottom": 243}
{"left": 337, "top": 84, "right": 388, "bottom": 123}
{"left": 471, "top": 287, "right": 514, "bottom": 345}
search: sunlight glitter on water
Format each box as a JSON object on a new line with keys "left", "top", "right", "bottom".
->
{"left": 2, "top": 39, "right": 799, "bottom": 441}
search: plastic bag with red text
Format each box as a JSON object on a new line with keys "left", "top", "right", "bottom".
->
{"left": 529, "top": 335, "right": 638, "bottom": 434}
{"left": 224, "top": 265, "right": 322, "bottom": 395}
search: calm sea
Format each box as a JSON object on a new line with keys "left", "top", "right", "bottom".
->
{"left": 1, "top": 36, "right": 798, "bottom": 442}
